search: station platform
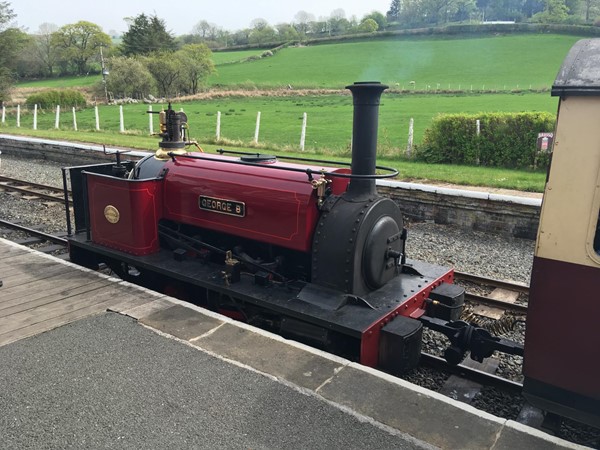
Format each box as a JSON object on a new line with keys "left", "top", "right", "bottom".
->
{"left": 0, "top": 238, "right": 584, "bottom": 449}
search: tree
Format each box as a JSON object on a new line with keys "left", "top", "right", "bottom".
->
{"left": 250, "top": 18, "right": 269, "bottom": 31}
{"left": 584, "top": 0, "right": 600, "bottom": 20}
{"left": 328, "top": 9, "right": 350, "bottom": 34}
{"left": 0, "top": 0, "right": 13, "bottom": 29}
{"left": 34, "top": 23, "right": 59, "bottom": 77}
{"left": 121, "top": 13, "right": 176, "bottom": 56}
{"left": 532, "top": 0, "right": 570, "bottom": 21}
{"left": 175, "top": 44, "right": 215, "bottom": 94}
{"left": 387, "top": 0, "right": 402, "bottom": 20}
{"left": 0, "top": 1, "right": 29, "bottom": 100}
{"left": 144, "top": 51, "right": 182, "bottom": 97}
{"left": 51, "top": 21, "right": 111, "bottom": 75}
{"left": 15, "top": 33, "right": 40, "bottom": 79}
{"left": 357, "top": 18, "right": 379, "bottom": 32}
{"left": 294, "top": 10, "right": 315, "bottom": 35}
{"left": 363, "top": 11, "right": 388, "bottom": 29}
{"left": 231, "top": 28, "right": 251, "bottom": 46}
{"left": 276, "top": 23, "right": 299, "bottom": 41}
{"left": 104, "top": 56, "right": 155, "bottom": 99}
{"left": 249, "top": 18, "right": 276, "bottom": 45}
{"left": 192, "top": 20, "right": 214, "bottom": 39}
{"left": 454, "top": 0, "right": 478, "bottom": 21}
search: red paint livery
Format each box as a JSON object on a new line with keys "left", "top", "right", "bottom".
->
{"left": 87, "top": 173, "right": 163, "bottom": 256}
{"left": 162, "top": 154, "right": 350, "bottom": 252}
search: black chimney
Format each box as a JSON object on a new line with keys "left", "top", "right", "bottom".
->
{"left": 345, "top": 81, "right": 388, "bottom": 200}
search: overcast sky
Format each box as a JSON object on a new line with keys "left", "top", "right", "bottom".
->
{"left": 12, "top": 0, "right": 392, "bottom": 35}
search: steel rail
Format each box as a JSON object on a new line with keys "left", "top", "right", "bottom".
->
{"left": 454, "top": 271, "right": 530, "bottom": 294}
{"left": 0, "top": 219, "right": 68, "bottom": 245}
{"left": 0, "top": 175, "right": 71, "bottom": 202}
{"left": 454, "top": 271, "right": 529, "bottom": 314}
{"left": 465, "top": 292, "right": 528, "bottom": 314}
{"left": 0, "top": 175, "right": 66, "bottom": 194}
{"left": 420, "top": 352, "right": 523, "bottom": 395}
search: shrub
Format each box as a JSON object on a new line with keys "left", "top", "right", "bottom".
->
{"left": 416, "top": 111, "right": 556, "bottom": 169}
{"left": 26, "top": 89, "right": 86, "bottom": 109}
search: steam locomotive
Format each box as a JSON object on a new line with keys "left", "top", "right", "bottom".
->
{"left": 63, "top": 82, "right": 518, "bottom": 376}
{"left": 61, "top": 40, "right": 600, "bottom": 430}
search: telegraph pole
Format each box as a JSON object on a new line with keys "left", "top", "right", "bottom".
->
{"left": 100, "top": 45, "right": 109, "bottom": 104}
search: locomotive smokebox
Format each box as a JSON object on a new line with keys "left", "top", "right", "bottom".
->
{"left": 345, "top": 82, "right": 388, "bottom": 200}
{"left": 312, "top": 81, "right": 405, "bottom": 296}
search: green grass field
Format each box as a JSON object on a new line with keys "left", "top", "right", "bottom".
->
{"left": 2, "top": 92, "right": 558, "bottom": 152}
{"left": 0, "top": 126, "right": 546, "bottom": 192}
{"left": 209, "top": 34, "right": 581, "bottom": 89}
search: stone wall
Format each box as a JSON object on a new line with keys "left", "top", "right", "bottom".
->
{"left": 378, "top": 182, "right": 540, "bottom": 240}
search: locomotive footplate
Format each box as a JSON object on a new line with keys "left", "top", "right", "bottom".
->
{"left": 68, "top": 235, "right": 454, "bottom": 373}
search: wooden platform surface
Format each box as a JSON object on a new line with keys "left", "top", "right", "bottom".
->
{"left": 0, "top": 239, "right": 166, "bottom": 347}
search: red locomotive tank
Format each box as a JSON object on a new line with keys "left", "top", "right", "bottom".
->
{"left": 162, "top": 154, "right": 350, "bottom": 252}
{"left": 86, "top": 173, "right": 164, "bottom": 256}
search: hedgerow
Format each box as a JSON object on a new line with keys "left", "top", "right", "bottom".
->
{"left": 416, "top": 111, "right": 556, "bottom": 169}
{"left": 25, "top": 89, "right": 86, "bottom": 109}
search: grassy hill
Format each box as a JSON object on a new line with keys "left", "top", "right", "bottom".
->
{"left": 17, "top": 34, "right": 581, "bottom": 91}
{"left": 209, "top": 34, "right": 582, "bottom": 89}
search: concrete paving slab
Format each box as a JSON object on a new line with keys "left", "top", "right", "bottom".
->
{"left": 317, "top": 364, "right": 504, "bottom": 450}
{"left": 119, "top": 297, "right": 174, "bottom": 319}
{"left": 494, "top": 421, "right": 585, "bottom": 450}
{"left": 140, "top": 304, "right": 224, "bottom": 340}
{"left": 196, "top": 322, "right": 346, "bottom": 391}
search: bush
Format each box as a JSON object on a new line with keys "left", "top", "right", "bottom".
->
{"left": 26, "top": 89, "right": 86, "bottom": 109}
{"left": 416, "top": 111, "right": 556, "bottom": 169}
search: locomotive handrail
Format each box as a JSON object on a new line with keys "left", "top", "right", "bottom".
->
{"left": 168, "top": 151, "right": 399, "bottom": 180}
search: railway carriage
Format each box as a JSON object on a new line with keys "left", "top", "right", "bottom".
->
{"left": 522, "top": 38, "right": 600, "bottom": 428}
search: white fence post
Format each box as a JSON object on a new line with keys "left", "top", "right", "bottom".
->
{"left": 216, "top": 111, "right": 221, "bottom": 140}
{"left": 1, "top": 105, "right": 5, "bottom": 124}
{"left": 476, "top": 119, "right": 481, "bottom": 166}
{"left": 55, "top": 105, "right": 60, "bottom": 129}
{"left": 406, "top": 118, "right": 414, "bottom": 157}
{"left": 300, "top": 112, "right": 307, "bottom": 151}
{"left": 148, "top": 105, "right": 153, "bottom": 134}
{"left": 16, "top": 104, "right": 20, "bottom": 127}
{"left": 254, "top": 111, "right": 261, "bottom": 143}
{"left": 33, "top": 104, "right": 38, "bottom": 130}
{"left": 119, "top": 105, "right": 124, "bottom": 132}
{"left": 72, "top": 107, "right": 77, "bottom": 131}
{"left": 95, "top": 105, "right": 100, "bottom": 131}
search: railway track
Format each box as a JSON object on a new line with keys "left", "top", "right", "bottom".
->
{"left": 455, "top": 271, "right": 529, "bottom": 315}
{"left": 0, "top": 175, "right": 71, "bottom": 203}
{"left": 0, "top": 219, "right": 68, "bottom": 255}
